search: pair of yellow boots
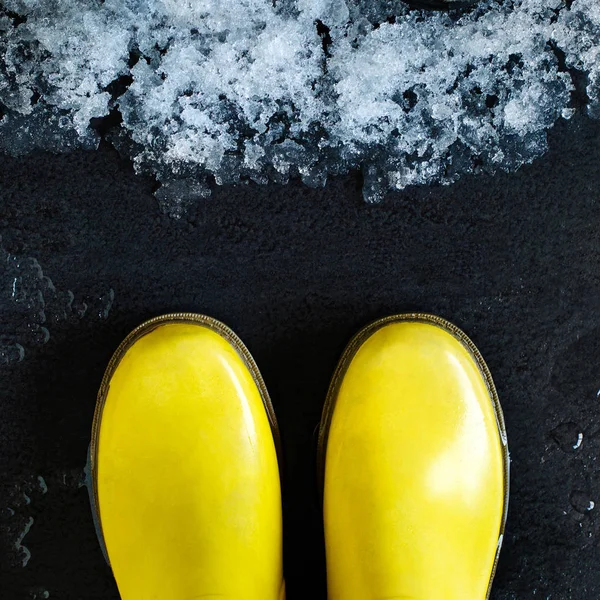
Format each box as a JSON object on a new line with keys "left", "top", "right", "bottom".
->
{"left": 89, "top": 313, "right": 509, "bottom": 600}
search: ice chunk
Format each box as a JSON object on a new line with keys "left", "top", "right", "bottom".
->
{"left": 553, "top": 0, "right": 600, "bottom": 118}
{"left": 0, "top": 0, "right": 598, "bottom": 209}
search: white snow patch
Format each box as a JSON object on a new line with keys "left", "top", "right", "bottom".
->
{"left": 0, "top": 0, "right": 598, "bottom": 211}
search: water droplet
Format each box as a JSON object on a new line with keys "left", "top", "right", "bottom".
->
{"left": 60, "top": 468, "right": 86, "bottom": 489}
{"left": 73, "top": 300, "right": 88, "bottom": 318}
{"left": 45, "top": 287, "right": 74, "bottom": 323}
{"left": 37, "top": 476, "right": 47, "bottom": 494}
{"left": 28, "top": 324, "right": 50, "bottom": 345}
{"left": 40, "top": 276, "right": 56, "bottom": 294}
{"left": 14, "top": 516, "right": 34, "bottom": 567}
{"left": 570, "top": 490, "right": 595, "bottom": 514}
{"left": 0, "top": 343, "right": 25, "bottom": 365}
{"left": 2, "top": 506, "right": 15, "bottom": 518}
{"left": 1, "top": 239, "right": 113, "bottom": 361}
{"left": 97, "top": 288, "right": 115, "bottom": 319}
{"left": 550, "top": 422, "right": 583, "bottom": 453}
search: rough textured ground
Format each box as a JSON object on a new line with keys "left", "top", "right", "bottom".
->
{"left": 1, "top": 114, "right": 599, "bottom": 599}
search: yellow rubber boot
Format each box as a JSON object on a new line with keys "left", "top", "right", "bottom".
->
{"left": 319, "top": 314, "right": 509, "bottom": 600}
{"left": 90, "top": 314, "right": 285, "bottom": 600}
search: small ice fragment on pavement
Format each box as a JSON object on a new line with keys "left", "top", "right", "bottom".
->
{"left": 571, "top": 490, "right": 596, "bottom": 514}
{"left": 0, "top": 0, "right": 599, "bottom": 209}
{"left": 550, "top": 422, "right": 583, "bottom": 453}
{"left": 14, "top": 516, "right": 34, "bottom": 567}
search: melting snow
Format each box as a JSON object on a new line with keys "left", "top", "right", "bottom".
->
{"left": 0, "top": 0, "right": 598, "bottom": 213}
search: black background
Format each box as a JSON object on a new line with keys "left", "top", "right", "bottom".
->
{"left": 1, "top": 114, "right": 599, "bottom": 599}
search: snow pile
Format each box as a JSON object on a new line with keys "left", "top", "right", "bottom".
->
{"left": 0, "top": 0, "right": 598, "bottom": 213}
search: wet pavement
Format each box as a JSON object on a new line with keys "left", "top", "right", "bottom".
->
{"left": 1, "top": 114, "right": 599, "bottom": 599}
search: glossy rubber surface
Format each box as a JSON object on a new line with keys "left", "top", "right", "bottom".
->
{"left": 321, "top": 315, "right": 508, "bottom": 600}
{"left": 92, "top": 316, "right": 285, "bottom": 600}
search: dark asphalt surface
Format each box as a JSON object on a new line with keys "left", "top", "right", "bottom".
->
{"left": 1, "top": 113, "right": 599, "bottom": 599}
